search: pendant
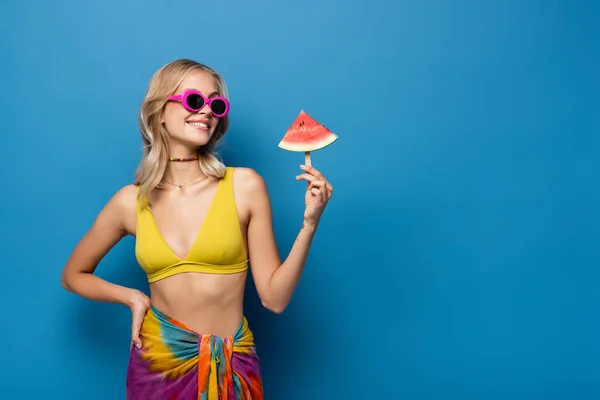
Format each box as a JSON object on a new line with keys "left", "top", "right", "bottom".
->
{"left": 178, "top": 185, "right": 183, "bottom": 190}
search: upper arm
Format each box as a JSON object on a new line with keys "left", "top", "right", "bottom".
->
{"left": 235, "top": 168, "right": 281, "bottom": 297}
{"left": 61, "top": 185, "right": 137, "bottom": 283}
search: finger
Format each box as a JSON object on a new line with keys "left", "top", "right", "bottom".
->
{"left": 296, "top": 174, "right": 327, "bottom": 194}
{"left": 296, "top": 174, "right": 316, "bottom": 190}
{"left": 311, "top": 181, "right": 330, "bottom": 203}
{"left": 309, "top": 184, "right": 327, "bottom": 203}
{"left": 309, "top": 180, "right": 329, "bottom": 196}
{"left": 299, "top": 165, "right": 326, "bottom": 181}
{"left": 296, "top": 173, "right": 318, "bottom": 184}
{"left": 300, "top": 164, "right": 324, "bottom": 179}
{"left": 297, "top": 172, "right": 333, "bottom": 192}
{"left": 300, "top": 165, "right": 333, "bottom": 189}
{"left": 132, "top": 323, "right": 142, "bottom": 349}
{"left": 132, "top": 337, "right": 142, "bottom": 349}
{"left": 318, "top": 183, "right": 328, "bottom": 203}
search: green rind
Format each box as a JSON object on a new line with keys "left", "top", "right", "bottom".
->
{"left": 278, "top": 133, "right": 338, "bottom": 152}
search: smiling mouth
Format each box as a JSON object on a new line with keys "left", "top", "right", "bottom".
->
{"left": 187, "top": 121, "right": 210, "bottom": 130}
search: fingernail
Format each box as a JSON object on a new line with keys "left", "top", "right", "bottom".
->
{"left": 136, "top": 343, "right": 141, "bottom": 349}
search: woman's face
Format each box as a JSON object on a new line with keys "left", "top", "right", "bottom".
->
{"left": 162, "top": 70, "right": 222, "bottom": 150}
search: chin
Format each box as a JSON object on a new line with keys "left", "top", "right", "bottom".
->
{"left": 183, "top": 126, "right": 214, "bottom": 146}
{"left": 184, "top": 136, "right": 212, "bottom": 148}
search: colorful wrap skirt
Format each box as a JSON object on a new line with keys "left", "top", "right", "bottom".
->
{"left": 126, "top": 305, "right": 263, "bottom": 400}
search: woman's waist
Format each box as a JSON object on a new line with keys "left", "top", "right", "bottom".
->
{"left": 147, "top": 272, "right": 246, "bottom": 337}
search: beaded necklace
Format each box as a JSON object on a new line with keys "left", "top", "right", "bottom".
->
{"left": 168, "top": 156, "right": 200, "bottom": 162}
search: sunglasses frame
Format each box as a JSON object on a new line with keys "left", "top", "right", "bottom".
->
{"left": 168, "top": 89, "right": 230, "bottom": 117}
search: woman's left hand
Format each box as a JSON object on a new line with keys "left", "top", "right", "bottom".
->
{"left": 296, "top": 165, "right": 334, "bottom": 227}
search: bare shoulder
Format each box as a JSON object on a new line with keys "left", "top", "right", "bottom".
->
{"left": 103, "top": 184, "right": 138, "bottom": 235}
{"left": 230, "top": 167, "right": 271, "bottom": 217}
{"left": 231, "top": 167, "right": 268, "bottom": 194}
{"left": 110, "top": 184, "right": 138, "bottom": 209}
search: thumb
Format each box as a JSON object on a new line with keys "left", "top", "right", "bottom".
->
{"left": 132, "top": 322, "right": 142, "bottom": 349}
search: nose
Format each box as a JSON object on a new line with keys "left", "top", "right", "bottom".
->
{"left": 197, "top": 103, "right": 212, "bottom": 116}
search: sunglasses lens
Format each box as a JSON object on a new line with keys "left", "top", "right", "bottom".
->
{"left": 186, "top": 93, "right": 205, "bottom": 110}
{"left": 210, "top": 99, "right": 227, "bottom": 116}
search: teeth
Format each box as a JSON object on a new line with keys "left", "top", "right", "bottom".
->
{"left": 188, "top": 122, "right": 208, "bottom": 128}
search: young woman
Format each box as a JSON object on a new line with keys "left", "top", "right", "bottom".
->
{"left": 61, "top": 58, "right": 333, "bottom": 399}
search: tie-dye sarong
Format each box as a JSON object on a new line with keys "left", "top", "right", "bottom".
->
{"left": 126, "top": 305, "right": 263, "bottom": 400}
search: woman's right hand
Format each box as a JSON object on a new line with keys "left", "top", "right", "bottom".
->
{"left": 129, "top": 289, "right": 151, "bottom": 350}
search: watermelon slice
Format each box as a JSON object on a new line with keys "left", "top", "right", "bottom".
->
{"left": 278, "top": 110, "right": 338, "bottom": 153}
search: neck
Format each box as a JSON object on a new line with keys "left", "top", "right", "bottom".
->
{"left": 164, "top": 155, "right": 204, "bottom": 186}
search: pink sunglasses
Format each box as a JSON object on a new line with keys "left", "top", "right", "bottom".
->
{"left": 168, "top": 89, "right": 230, "bottom": 117}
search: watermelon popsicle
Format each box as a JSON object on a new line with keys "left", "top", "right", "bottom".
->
{"left": 278, "top": 110, "right": 338, "bottom": 166}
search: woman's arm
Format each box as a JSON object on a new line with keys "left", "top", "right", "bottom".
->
{"left": 61, "top": 184, "right": 150, "bottom": 349}
{"left": 61, "top": 184, "right": 140, "bottom": 306}
{"left": 238, "top": 165, "right": 333, "bottom": 314}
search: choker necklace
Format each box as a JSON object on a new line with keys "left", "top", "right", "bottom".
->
{"left": 169, "top": 156, "right": 200, "bottom": 162}
{"left": 163, "top": 174, "right": 204, "bottom": 190}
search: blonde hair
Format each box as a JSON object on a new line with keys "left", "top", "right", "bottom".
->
{"left": 134, "top": 59, "right": 229, "bottom": 207}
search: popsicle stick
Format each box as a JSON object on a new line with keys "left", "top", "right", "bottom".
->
{"left": 304, "top": 151, "right": 312, "bottom": 166}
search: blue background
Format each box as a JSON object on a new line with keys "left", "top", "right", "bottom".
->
{"left": 1, "top": 0, "right": 599, "bottom": 398}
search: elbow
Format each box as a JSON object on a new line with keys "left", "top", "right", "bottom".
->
{"left": 269, "top": 306, "right": 286, "bottom": 315}
{"left": 61, "top": 272, "right": 73, "bottom": 292}
{"left": 266, "top": 305, "right": 286, "bottom": 314}
{"left": 261, "top": 300, "right": 287, "bottom": 314}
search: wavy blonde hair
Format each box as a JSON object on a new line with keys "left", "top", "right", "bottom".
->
{"left": 134, "top": 59, "right": 229, "bottom": 207}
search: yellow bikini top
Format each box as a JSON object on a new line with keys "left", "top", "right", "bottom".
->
{"left": 135, "top": 167, "right": 248, "bottom": 283}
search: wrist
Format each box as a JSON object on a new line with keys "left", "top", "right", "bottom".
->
{"left": 123, "top": 288, "right": 143, "bottom": 308}
{"left": 301, "top": 219, "right": 318, "bottom": 232}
